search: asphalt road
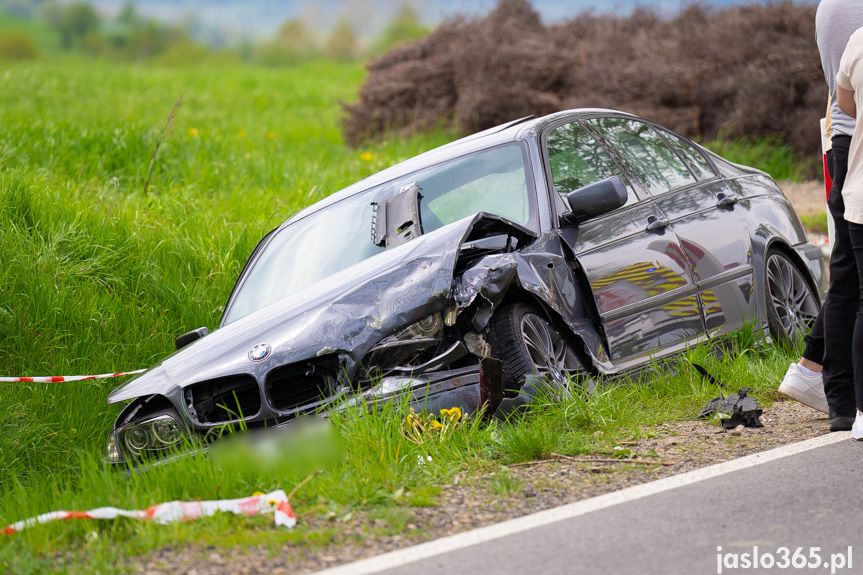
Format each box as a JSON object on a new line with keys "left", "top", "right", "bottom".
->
{"left": 318, "top": 433, "right": 862, "bottom": 575}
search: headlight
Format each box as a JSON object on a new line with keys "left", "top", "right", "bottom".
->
{"left": 152, "top": 418, "right": 183, "bottom": 445}
{"left": 125, "top": 427, "right": 150, "bottom": 451}
{"left": 107, "top": 414, "right": 186, "bottom": 463}
{"left": 366, "top": 313, "right": 444, "bottom": 370}
{"left": 374, "top": 313, "right": 443, "bottom": 347}
{"left": 105, "top": 431, "right": 123, "bottom": 464}
{"left": 400, "top": 313, "right": 443, "bottom": 339}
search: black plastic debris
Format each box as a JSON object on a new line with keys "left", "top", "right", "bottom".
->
{"left": 693, "top": 364, "right": 763, "bottom": 428}
{"left": 478, "top": 356, "right": 504, "bottom": 421}
{"left": 698, "top": 388, "right": 764, "bottom": 429}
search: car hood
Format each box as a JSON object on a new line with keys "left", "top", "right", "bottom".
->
{"left": 107, "top": 213, "right": 535, "bottom": 404}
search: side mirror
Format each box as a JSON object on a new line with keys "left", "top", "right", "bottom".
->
{"left": 175, "top": 327, "right": 210, "bottom": 350}
{"left": 560, "top": 176, "right": 628, "bottom": 226}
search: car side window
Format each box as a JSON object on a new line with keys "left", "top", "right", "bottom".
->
{"left": 656, "top": 128, "right": 716, "bottom": 180}
{"left": 546, "top": 122, "right": 638, "bottom": 208}
{"left": 587, "top": 118, "right": 696, "bottom": 196}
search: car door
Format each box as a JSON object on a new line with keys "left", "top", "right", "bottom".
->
{"left": 544, "top": 120, "right": 705, "bottom": 369}
{"left": 585, "top": 116, "right": 756, "bottom": 338}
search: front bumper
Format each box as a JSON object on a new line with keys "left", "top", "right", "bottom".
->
{"left": 106, "top": 359, "right": 508, "bottom": 469}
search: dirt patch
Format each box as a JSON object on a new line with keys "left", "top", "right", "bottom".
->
{"left": 132, "top": 397, "right": 831, "bottom": 575}
{"left": 780, "top": 180, "right": 827, "bottom": 216}
{"left": 343, "top": 0, "right": 823, "bottom": 158}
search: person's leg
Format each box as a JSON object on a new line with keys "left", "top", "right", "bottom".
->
{"left": 779, "top": 336, "right": 827, "bottom": 411}
{"left": 821, "top": 136, "right": 859, "bottom": 426}
{"left": 801, "top": 311, "right": 824, "bottom": 370}
{"left": 800, "top": 147, "right": 836, "bottom": 369}
{"left": 780, "top": 306, "right": 826, "bottom": 412}
{"left": 778, "top": 149, "right": 830, "bottom": 412}
{"left": 847, "top": 222, "right": 863, "bottom": 440}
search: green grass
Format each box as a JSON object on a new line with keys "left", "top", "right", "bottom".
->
{"left": 0, "top": 58, "right": 457, "bottom": 480}
{"left": 0, "top": 58, "right": 803, "bottom": 574}
{"left": 487, "top": 470, "right": 521, "bottom": 496}
{"left": 0, "top": 58, "right": 461, "bottom": 573}
{"left": 703, "top": 135, "right": 817, "bottom": 182}
{"left": 800, "top": 212, "right": 829, "bottom": 235}
{"left": 489, "top": 337, "right": 796, "bottom": 464}
{"left": 0, "top": 341, "right": 798, "bottom": 574}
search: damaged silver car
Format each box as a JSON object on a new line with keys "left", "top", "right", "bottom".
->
{"left": 105, "top": 109, "right": 823, "bottom": 465}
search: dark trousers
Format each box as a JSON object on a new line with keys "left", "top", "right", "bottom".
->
{"left": 820, "top": 135, "right": 859, "bottom": 417}
{"left": 849, "top": 221, "right": 863, "bottom": 412}
{"left": 801, "top": 148, "right": 833, "bottom": 364}
{"left": 802, "top": 143, "right": 844, "bottom": 365}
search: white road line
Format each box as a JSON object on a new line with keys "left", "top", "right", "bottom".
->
{"left": 314, "top": 431, "right": 848, "bottom": 575}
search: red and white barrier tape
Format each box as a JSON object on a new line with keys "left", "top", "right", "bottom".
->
{"left": 2, "top": 489, "right": 296, "bottom": 535}
{"left": 0, "top": 369, "right": 146, "bottom": 383}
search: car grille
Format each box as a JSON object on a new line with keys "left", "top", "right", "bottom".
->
{"left": 185, "top": 375, "right": 262, "bottom": 424}
{"left": 266, "top": 357, "right": 339, "bottom": 413}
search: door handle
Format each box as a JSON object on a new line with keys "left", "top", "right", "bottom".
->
{"left": 646, "top": 216, "right": 670, "bottom": 232}
{"left": 716, "top": 193, "right": 739, "bottom": 208}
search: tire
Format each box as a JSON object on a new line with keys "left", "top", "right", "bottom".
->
{"left": 487, "top": 302, "right": 586, "bottom": 396}
{"left": 764, "top": 250, "right": 820, "bottom": 348}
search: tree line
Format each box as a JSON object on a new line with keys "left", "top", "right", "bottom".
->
{"left": 0, "top": 0, "right": 430, "bottom": 64}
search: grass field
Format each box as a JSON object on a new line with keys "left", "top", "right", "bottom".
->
{"left": 0, "top": 58, "right": 806, "bottom": 574}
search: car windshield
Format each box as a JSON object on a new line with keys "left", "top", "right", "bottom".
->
{"left": 222, "top": 143, "right": 534, "bottom": 324}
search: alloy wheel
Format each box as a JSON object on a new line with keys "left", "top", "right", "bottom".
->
{"left": 765, "top": 252, "right": 819, "bottom": 344}
{"left": 519, "top": 312, "right": 582, "bottom": 384}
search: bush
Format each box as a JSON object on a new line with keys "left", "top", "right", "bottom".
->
{"left": 257, "top": 18, "right": 317, "bottom": 66}
{"left": 46, "top": 1, "right": 100, "bottom": 49}
{"left": 371, "top": 3, "right": 430, "bottom": 55}
{"left": 343, "top": 0, "right": 822, "bottom": 160}
{"left": 0, "top": 30, "right": 38, "bottom": 60}
{"left": 325, "top": 18, "right": 358, "bottom": 61}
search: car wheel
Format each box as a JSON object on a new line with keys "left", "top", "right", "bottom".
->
{"left": 488, "top": 302, "right": 586, "bottom": 396}
{"left": 764, "top": 250, "right": 820, "bottom": 348}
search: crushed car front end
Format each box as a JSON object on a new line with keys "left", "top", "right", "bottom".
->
{"left": 105, "top": 215, "right": 540, "bottom": 465}
{"left": 106, "top": 135, "right": 560, "bottom": 466}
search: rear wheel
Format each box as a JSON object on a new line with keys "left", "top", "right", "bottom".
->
{"left": 764, "top": 250, "right": 819, "bottom": 348}
{"left": 488, "top": 302, "right": 586, "bottom": 395}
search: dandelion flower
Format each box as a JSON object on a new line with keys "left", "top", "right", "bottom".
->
{"left": 188, "top": 128, "right": 200, "bottom": 137}
{"left": 267, "top": 130, "right": 276, "bottom": 139}
{"left": 238, "top": 129, "right": 247, "bottom": 138}
{"left": 359, "top": 152, "right": 373, "bottom": 162}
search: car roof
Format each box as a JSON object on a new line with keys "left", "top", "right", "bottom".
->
{"left": 283, "top": 108, "right": 637, "bottom": 227}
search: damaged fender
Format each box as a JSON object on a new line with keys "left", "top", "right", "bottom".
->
{"left": 452, "top": 230, "right": 611, "bottom": 373}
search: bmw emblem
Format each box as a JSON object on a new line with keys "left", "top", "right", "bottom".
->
{"left": 248, "top": 342, "right": 272, "bottom": 362}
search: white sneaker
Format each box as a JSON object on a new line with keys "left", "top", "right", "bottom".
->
{"left": 778, "top": 363, "right": 828, "bottom": 413}
{"left": 852, "top": 412, "right": 863, "bottom": 441}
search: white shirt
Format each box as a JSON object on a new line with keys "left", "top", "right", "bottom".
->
{"left": 837, "top": 27, "right": 863, "bottom": 224}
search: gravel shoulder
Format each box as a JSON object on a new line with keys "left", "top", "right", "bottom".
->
{"left": 134, "top": 398, "right": 830, "bottom": 575}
